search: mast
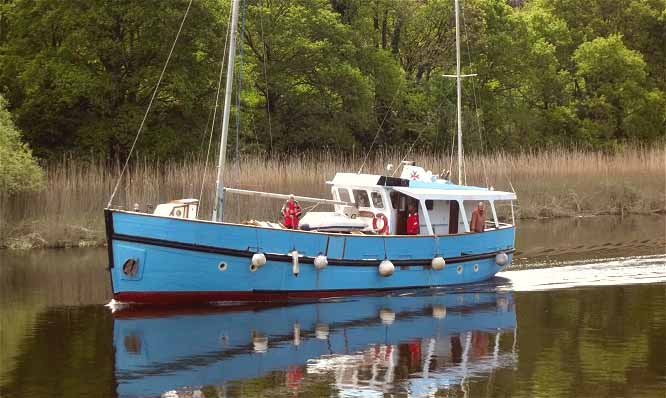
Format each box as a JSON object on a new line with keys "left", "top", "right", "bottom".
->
{"left": 444, "top": 0, "right": 475, "bottom": 185}
{"left": 212, "top": 0, "right": 241, "bottom": 222}
{"left": 455, "top": 0, "right": 463, "bottom": 185}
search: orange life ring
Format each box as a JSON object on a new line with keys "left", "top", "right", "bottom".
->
{"left": 373, "top": 213, "right": 389, "bottom": 235}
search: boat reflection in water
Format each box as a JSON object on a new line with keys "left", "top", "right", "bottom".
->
{"left": 112, "top": 289, "right": 516, "bottom": 397}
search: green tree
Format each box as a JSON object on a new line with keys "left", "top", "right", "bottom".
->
{"left": 573, "top": 34, "right": 666, "bottom": 144}
{"left": 0, "top": 94, "right": 43, "bottom": 193}
{"left": 0, "top": 0, "right": 226, "bottom": 160}
{"left": 1, "top": 0, "right": 665, "bottom": 158}
{"left": 241, "top": 0, "right": 405, "bottom": 152}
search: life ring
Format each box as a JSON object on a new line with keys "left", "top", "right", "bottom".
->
{"left": 373, "top": 213, "right": 389, "bottom": 234}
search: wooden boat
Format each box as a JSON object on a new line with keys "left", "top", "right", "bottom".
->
{"left": 104, "top": 0, "right": 516, "bottom": 304}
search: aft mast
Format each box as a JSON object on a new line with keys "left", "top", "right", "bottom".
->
{"left": 444, "top": 0, "right": 476, "bottom": 185}
{"left": 212, "top": 0, "right": 241, "bottom": 222}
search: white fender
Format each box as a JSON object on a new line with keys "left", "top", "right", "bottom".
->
{"left": 250, "top": 253, "right": 267, "bottom": 272}
{"left": 432, "top": 305, "right": 447, "bottom": 319}
{"left": 315, "top": 323, "right": 329, "bottom": 340}
{"left": 291, "top": 251, "right": 300, "bottom": 276}
{"left": 495, "top": 252, "right": 509, "bottom": 267}
{"left": 380, "top": 309, "right": 395, "bottom": 325}
{"left": 431, "top": 256, "right": 446, "bottom": 271}
{"left": 314, "top": 255, "right": 328, "bottom": 270}
{"left": 378, "top": 260, "right": 395, "bottom": 277}
{"left": 293, "top": 323, "right": 301, "bottom": 346}
{"left": 252, "top": 335, "right": 268, "bottom": 353}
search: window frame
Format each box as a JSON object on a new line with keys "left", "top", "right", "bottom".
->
{"left": 370, "top": 191, "right": 385, "bottom": 210}
{"left": 336, "top": 188, "right": 351, "bottom": 203}
{"left": 352, "top": 189, "right": 371, "bottom": 208}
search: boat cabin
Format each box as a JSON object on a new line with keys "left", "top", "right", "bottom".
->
{"left": 326, "top": 164, "right": 516, "bottom": 236}
{"left": 153, "top": 199, "right": 199, "bottom": 220}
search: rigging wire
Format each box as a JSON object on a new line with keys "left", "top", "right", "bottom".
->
{"left": 107, "top": 0, "right": 194, "bottom": 208}
{"left": 198, "top": 8, "right": 233, "bottom": 209}
{"left": 391, "top": 100, "right": 447, "bottom": 177}
{"left": 259, "top": 0, "right": 273, "bottom": 151}
{"left": 461, "top": 0, "right": 489, "bottom": 187}
{"left": 357, "top": 86, "right": 402, "bottom": 175}
{"left": 235, "top": 0, "right": 247, "bottom": 163}
{"left": 197, "top": 105, "right": 215, "bottom": 163}
{"left": 235, "top": 0, "right": 248, "bottom": 219}
{"left": 449, "top": 106, "right": 456, "bottom": 178}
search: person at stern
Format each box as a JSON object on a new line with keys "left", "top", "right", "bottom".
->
{"left": 282, "top": 195, "right": 302, "bottom": 229}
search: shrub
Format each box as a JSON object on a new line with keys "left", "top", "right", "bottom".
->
{"left": 0, "top": 95, "right": 44, "bottom": 194}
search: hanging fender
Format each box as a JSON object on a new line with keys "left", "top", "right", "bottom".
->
{"left": 373, "top": 213, "right": 389, "bottom": 235}
{"left": 291, "top": 251, "right": 300, "bottom": 276}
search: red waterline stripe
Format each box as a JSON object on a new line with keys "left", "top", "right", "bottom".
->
{"left": 114, "top": 287, "right": 430, "bottom": 304}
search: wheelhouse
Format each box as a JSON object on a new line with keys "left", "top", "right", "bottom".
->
{"left": 328, "top": 164, "right": 516, "bottom": 236}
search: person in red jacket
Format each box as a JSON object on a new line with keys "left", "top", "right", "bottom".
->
{"left": 406, "top": 204, "right": 420, "bottom": 235}
{"left": 282, "top": 195, "right": 302, "bottom": 229}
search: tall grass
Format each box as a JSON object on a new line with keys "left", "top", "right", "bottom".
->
{"left": 0, "top": 147, "right": 664, "bottom": 248}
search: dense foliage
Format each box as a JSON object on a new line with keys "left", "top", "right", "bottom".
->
{"left": 0, "top": 0, "right": 664, "bottom": 160}
{"left": 0, "top": 94, "right": 43, "bottom": 193}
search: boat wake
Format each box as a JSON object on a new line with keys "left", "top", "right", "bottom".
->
{"left": 497, "top": 254, "right": 666, "bottom": 292}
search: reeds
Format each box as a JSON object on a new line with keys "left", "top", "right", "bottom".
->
{"left": 1, "top": 147, "right": 664, "bottom": 249}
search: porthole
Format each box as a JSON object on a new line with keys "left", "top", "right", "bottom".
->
{"left": 473, "top": 264, "right": 479, "bottom": 272}
{"left": 218, "top": 262, "right": 228, "bottom": 271}
{"left": 456, "top": 265, "right": 463, "bottom": 274}
{"left": 122, "top": 258, "right": 139, "bottom": 277}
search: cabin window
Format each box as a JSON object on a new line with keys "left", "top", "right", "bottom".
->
{"left": 425, "top": 200, "right": 434, "bottom": 210}
{"left": 352, "top": 189, "right": 370, "bottom": 208}
{"left": 371, "top": 191, "right": 384, "bottom": 209}
{"left": 337, "top": 188, "right": 351, "bottom": 203}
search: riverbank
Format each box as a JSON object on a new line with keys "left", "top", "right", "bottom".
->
{"left": 1, "top": 148, "right": 664, "bottom": 249}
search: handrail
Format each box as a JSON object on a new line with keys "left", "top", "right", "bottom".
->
{"left": 224, "top": 188, "right": 351, "bottom": 206}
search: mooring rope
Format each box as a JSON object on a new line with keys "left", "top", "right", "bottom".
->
{"left": 107, "top": 0, "right": 194, "bottom": 208}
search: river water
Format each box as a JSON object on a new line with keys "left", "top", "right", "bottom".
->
{"left": 0, "top": 216, "right": 664, "bottom": 398}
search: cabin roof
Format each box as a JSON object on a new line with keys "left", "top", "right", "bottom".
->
{"left": 329, "top": 172, "right": 516, "bottom": 201}
{"left": 328, "top": 173, "right": 383, "bottom": 186}
{"left": 393, "top": 186, "right": 517, "bottom": 201}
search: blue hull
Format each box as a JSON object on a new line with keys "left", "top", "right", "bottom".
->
{"left": 113, "top": 291, "right": 516, "bottom": 397}
{"left": 106, "top": 210, "right": 515, "bottom": 303}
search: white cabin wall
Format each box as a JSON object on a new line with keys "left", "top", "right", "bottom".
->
{"left": 424, "top": 200, "right": 450, "bottom": 235}
{"left": 381, "top": 190, "right": 398, "bottom": 234}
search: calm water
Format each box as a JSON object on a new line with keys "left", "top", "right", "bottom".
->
{"left": 0, "top": 216, "right": 664, "bottom": 398}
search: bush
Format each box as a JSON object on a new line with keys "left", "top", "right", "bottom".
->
{"left": 0, "top": 95, "right": 44, "bottom": 193}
